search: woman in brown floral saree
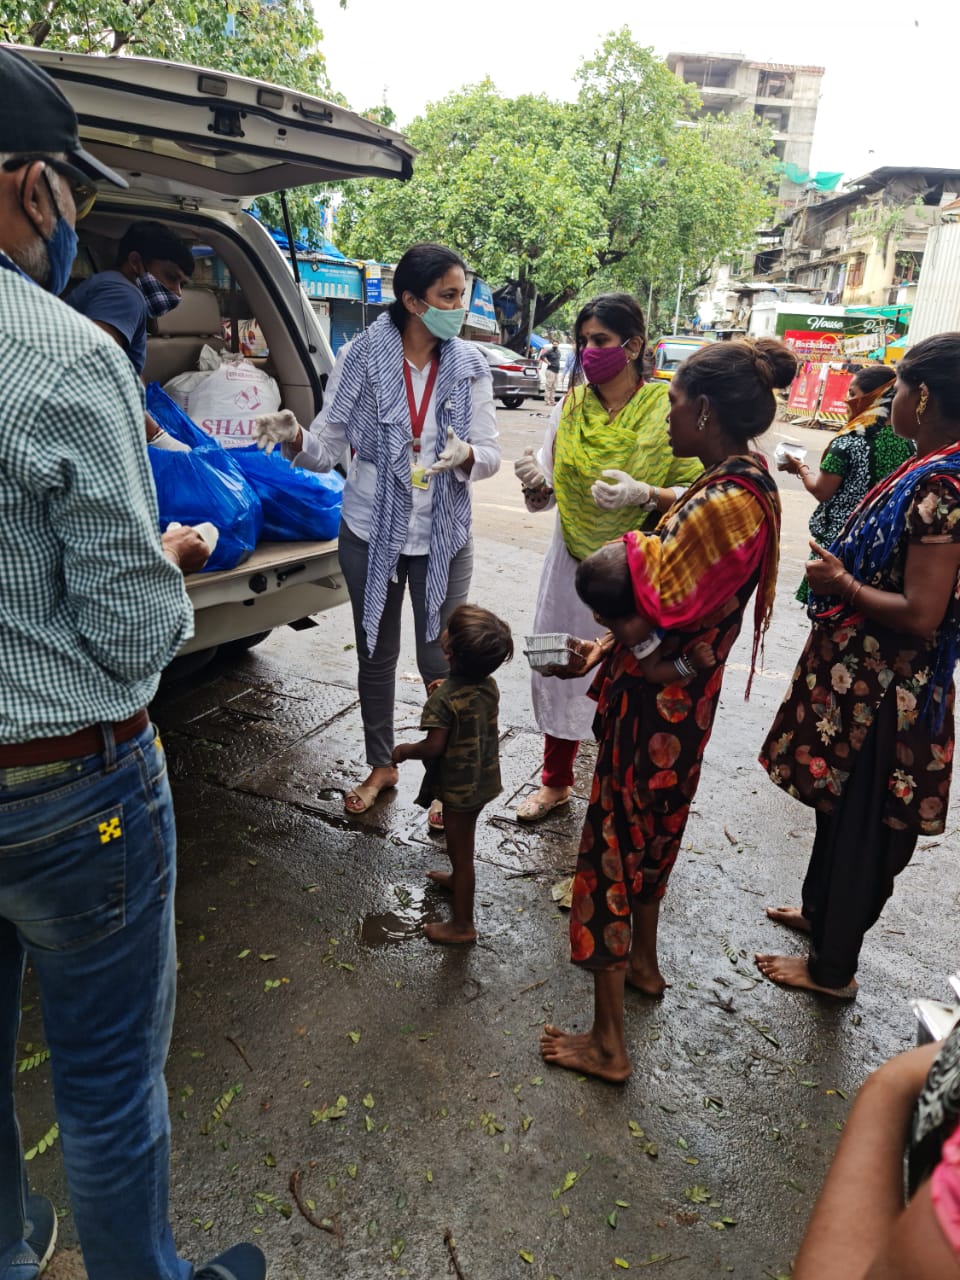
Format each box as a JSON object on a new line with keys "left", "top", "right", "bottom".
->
{"left": 758, "top": 334, "right": 960, "bottom": 997}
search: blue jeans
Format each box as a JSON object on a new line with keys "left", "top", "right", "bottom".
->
{"left": 0, "top": 723, "right": 191, "bottom": 1280}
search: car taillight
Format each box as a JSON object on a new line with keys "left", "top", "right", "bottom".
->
{"left": 494, "top": 363, "right": 524, "bottom": 372}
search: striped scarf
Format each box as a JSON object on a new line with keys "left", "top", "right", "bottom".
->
{"left": 326, "top": 312, "right": 489, "bottom": 653}
{"left": 810, "top": 440, "right": 960, "bottom": 727}
{"left": 625, "top": 453, "right": 781, "bottom": 696}
{"left": 552, "top": 380, "right": 702, "bottom": 560}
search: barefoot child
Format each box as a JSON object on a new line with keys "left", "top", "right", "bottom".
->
{"left": 392, "top": 605, "right": 513, "bottom": 945}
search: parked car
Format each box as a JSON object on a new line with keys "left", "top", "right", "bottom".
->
{"left": 469, "top": 341, "right": 542, "bottom": 409}
{"left": 651, "top": 335, "right": 713, "bottom": 381}
{"left": 9, "top": 44, "right": 415, "bottom": 659}
{"left": 537, "top": 342, "right": 575, "bottom": 397}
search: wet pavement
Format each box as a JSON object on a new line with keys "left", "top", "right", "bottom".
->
{"left": 21, "top": 407, "right": 960, "bottom": 1279}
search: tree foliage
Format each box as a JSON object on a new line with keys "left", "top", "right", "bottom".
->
{"left": 337, "top": 29, "right": 776, "bottom": 336}
{"left": 1, "top": 0, "right": 333, "bottom": 94}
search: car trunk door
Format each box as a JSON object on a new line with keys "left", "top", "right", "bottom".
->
{"left": 8, "top": 45, "right": 415, "bottom": 205}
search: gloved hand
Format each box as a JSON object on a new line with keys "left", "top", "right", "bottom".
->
{"left": 514, "top": 447, "right": 547, "bottom": 489}
{"left": 591, "top": 469, "right": 657, "bottom": 511}
{"left": 166, "top": 521, "right": 219, "bottom": 555}
{"left": 148, "top": 430, "right": 191, "bottom": 452}
{"left": 252, "top": 410, "right": 303, "bottom": 454}
{"left": 423, "top": 427, "right": 472, "bottom": 476}
{"left": 162, "top": 523, "right": 212, "bottom": 574}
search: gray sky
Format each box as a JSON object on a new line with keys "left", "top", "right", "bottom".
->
{"left": 316, "top": 0, "right": 954, "bottom": 186}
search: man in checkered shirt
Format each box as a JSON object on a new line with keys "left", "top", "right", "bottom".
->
{"left": 0, "top": 47, "right": 265, "bottom": 1280}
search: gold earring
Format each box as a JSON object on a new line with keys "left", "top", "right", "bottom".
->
{"left": 696, "top": 409, "right": 709, "bottom": 432}
{"left": 916, "top": 387, "right": 929, "bottom": 426}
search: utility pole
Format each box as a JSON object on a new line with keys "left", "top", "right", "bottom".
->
{"left": 673, "top": 265, "right": 685, "bottom": 334}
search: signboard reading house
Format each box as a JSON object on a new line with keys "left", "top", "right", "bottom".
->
{"left": 775, "top": 312, "right": 886, "bottom": 338}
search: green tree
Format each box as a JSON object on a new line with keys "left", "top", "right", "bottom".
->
{"left": 337, "top": 80, "right": 600, "bottom": 336}
{"left": 2, "top": 0, "right": 333, "bottom": 95}
{"left": 337, "top": 31, "right": 775, "bottom": 338}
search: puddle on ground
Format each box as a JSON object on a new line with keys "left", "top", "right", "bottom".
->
{"left": 358, "top": 909, "right": 421, "bottom": 945}
{"left": 358, "top": 893, "right": 444, "bottom": 946}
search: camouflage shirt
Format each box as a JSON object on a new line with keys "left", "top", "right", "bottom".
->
{"left": 415, "top": 676, "right": 502, "bottom": 813}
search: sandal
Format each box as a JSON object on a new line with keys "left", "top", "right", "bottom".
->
{"left": 427, "top": 800, "right": 445, "bottom": 833}
{"left": 516, "top": 790, "right": 570, "bottom": 823}
{"left": 343, "top": 781, "right": 395, "bottom": 815}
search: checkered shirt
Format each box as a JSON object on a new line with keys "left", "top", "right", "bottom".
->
{"left": 0, "top": 265, "right": 194, "bottom": 742}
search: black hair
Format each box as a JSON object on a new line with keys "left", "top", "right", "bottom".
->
{"left": 574, "top": 541, "right": 634, "bottom": 619}
{"left": 387, "top": 242, "right": 466, "bottom": 332}
{"left": 571, "top": 293, "right": 646, "bottom": 385}
{"left": 851, "top": 364, "right": 896, "bottom": 395}
{"left": 445, "top": 604, "right": 513, "bottom": 680}
{"left": 673, "top": 337, "right": 797, "bottom": 444}
{"left": 116, "top": 221, "right": 194, "bottom": 276}
{"left": 897, "top": 333, "right": 960, "bottom": 420}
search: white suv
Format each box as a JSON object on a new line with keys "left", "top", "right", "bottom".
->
{"left": 8, "top": 45, "right": 415, "bottom": 657}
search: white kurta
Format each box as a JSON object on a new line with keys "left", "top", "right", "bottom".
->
{"left": 529, "top": 403, "right": 600, "bottom": 742}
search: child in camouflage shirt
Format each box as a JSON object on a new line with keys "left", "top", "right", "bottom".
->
{"left": 392, "top": 605, "right": 513, "bottom": 945}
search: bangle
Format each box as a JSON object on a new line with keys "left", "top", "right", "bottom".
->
{"left": 847, "top": 578, "right": 864, "bottom": 608}
{"left": 673, "top": 653, "right": 696, "bottom": 679}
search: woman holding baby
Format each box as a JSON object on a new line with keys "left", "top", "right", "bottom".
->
{"left": 539, "top": 337, "right": 795, "bottom": 1083}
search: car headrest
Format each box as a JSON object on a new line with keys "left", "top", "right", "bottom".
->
{"left": 154, "top": 287, "right": 221, "bottom": 336}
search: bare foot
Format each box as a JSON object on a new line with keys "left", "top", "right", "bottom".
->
{"left": 426, "top": 870, "right": 453, "bottom": 890}
{"left": 765, "top": 905, "right": 811, "bottom": 933}
{"left": 626, "top": 961, "right": 670, "bottom": 999}
{"left": 539, "top": 1024, "right": 632, "bottom": 1083}
{"left": 424, "top": 920, "right": 477, "bottom": 946}
{"left": 754, "top": 953, "right": 858, "bottom": 1000}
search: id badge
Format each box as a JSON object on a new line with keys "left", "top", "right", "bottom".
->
{"left": 411, "top": 467, "right": 430, "bottom": 491}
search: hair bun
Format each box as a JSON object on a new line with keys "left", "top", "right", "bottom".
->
{"left": 744, "top": 337, "right": 797, "bottom": 391}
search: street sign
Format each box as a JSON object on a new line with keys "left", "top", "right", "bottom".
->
{"left": 364, "top": 262, "right": 383, "bottom": 304}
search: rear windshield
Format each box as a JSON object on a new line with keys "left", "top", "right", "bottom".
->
{"left": 656, "top": 343, "right": 700, "bottom": 371}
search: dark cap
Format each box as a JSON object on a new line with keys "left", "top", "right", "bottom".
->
{"left": 0, "top": 46, "right": 126, "bottom": 187}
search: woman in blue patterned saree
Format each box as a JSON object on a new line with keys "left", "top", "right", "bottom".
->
{"left": 759, "top": 334, "right": 960, "bottom": 998}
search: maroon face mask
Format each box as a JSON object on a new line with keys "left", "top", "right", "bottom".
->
{"left": 579, "top": 342, "right": 629, "bottom": 385}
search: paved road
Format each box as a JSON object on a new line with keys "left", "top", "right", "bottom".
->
{"left": 23, "top": 406, "right": 958, "bottom": 1280}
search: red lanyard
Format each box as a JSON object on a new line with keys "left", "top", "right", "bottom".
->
{"left": 403, "top": 355, "right": 440, "bottom": 457}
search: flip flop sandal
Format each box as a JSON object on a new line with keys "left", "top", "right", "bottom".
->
{"left": 427, "top": 801, "right": 445, "bottom": 833}
{"left": 516, "top": 793, "right": 570, "bottom": 823}
{"left": 343, "top": 782, "right": 395, "bottom": 815}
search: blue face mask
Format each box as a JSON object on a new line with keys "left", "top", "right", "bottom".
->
{"left": 44, "top": 212, "right": 78, "bottom": 297}
{"left": 419, "top": 304, "right": 465, "bottom": 341}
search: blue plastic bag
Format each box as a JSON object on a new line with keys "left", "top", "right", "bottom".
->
{"left": 146, "top": 383, "right": 218, "bottom": 451}
{"left": 230, "top": 445, "right": 344, "bottom": 542}
{"left": 145, "top": 386, "right": 263, "bottom": 571}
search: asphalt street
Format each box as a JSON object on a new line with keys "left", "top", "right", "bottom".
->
{"left": 22, "top": 402, "right": 960, "bottom": 1280}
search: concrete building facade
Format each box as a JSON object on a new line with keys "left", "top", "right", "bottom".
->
{"left": 753, "top": 167, "right": 960, "bottom": 309}
{"left": 665, "top": 52, "right": 824, "bottom": 208}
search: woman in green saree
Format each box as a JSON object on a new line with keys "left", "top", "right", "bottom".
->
{"left": 513, "top": 294, "right": 703, "bottom": 821}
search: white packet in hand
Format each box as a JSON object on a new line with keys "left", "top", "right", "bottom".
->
{"left": 775, "top": 441, "right": 807, "bottom": 466}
